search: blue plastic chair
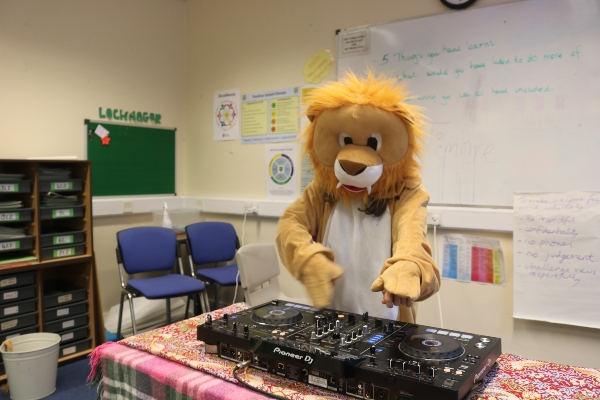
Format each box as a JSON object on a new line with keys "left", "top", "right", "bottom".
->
{"left": 185, "top": 222, "right": 241, "bottom": 311}
{"left": 115, "top": 226, "right": 207, "bottom": 338}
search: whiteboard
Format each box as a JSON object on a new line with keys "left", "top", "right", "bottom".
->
{"left": 337, "top": 0, "right": 600, "bottom": 207}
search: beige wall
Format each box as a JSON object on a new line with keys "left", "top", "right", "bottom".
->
{"left": 2, "top": 0, "right": 599, "bottom": 370}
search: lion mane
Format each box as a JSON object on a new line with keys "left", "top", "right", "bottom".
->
{"left": 302, "top": 71, "right": 427, "bottom": 208}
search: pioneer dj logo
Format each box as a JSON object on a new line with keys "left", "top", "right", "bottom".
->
{"left": 272, "top": 347, "right": 314, "bottom": 365}
{"left": 474, "top": 358, "right": 492, "bottom": 383}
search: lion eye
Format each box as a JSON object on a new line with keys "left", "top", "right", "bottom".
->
{"left": 339, "top": 133, "right": 353, "bottom": 147}
{"left": 367, "top": 133, "right": 382, "bottom": 152}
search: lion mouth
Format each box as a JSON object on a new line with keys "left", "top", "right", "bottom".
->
{"left": 334, "top": 160, "right": 382, "bottom": 195}
{"left": 341, "top": 184, "right": 367, "bottom": 193}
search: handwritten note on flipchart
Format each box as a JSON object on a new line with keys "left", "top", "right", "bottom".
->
{"left": 513, "top": 192, "right": 600, "bottom": 329}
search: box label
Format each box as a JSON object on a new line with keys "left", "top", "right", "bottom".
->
{"left": 0, "top": 241, "right": 19, "bottom": 251}
{"left": 3, "top": 291, "right": 18, "bottom": 300}
{"left": 0, "top": 277, "right": 17, "bottom": 287}
{"left": 53, "top": 235, "right": 73, "bottom": 245}
{"left": 0, "top": 184, "right": 18, "bottom": 192}
{"left": 62, "top": 319, "right": 75, "bottom": 329}
{"left": 54, "top": 248, "right": 74, "bottom": 258}
{"left": 57, "top": 308, "right": 69, "bottom": 317}
{"left": 63, "top": 346, "right": 76, "bottom": 356}
{"left": 0, "top": 213, "right": 18, "bottom": 221}
{"left": 1, "top": 319, "right": 17, "bottom": 330}
{"left": 51, "top": 182, "right": 72, "bottom": 190}
{"left": 52, "top": 209, "right": 74, "bottom": 218}
{"left": 58, "top": 294, "right": 73, "bottom": 303}
{"left": 61, "top": 332, "right": 74, "bottom": 342}
{"left": 4, "top": 306, "right": 18, "bottom": 315}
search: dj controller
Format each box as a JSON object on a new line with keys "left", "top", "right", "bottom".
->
{"left": 197, "top": 300, "right": 501, "bottom": 400}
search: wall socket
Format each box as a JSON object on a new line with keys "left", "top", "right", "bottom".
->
{"left": 244, "top": 203, "right": 258, "bottom": 214}
{"left": 123, "top": 201, "right": 133, "bottom": 213}
{"left": 427, "top": 212, "right": 441, "bottom": 226}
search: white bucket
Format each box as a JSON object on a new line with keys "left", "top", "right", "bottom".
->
{"left": 0, "top": 332, "right": 61, "bottom": 400}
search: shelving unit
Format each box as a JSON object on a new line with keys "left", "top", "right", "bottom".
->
{"left": 0, "top": 160, "right": 103, "bottom": 379}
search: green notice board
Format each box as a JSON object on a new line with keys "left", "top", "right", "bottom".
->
{"left": 86, "top": 121, "right": 175, "bottom": 196}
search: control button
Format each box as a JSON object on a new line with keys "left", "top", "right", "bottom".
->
{"left": 363, "top": 325, "right": 369, "bottom": 334}
{"left": 363, "top": 311, "right": 369, "bottom": 321}
{"left": 454, "top": 370, "right": 464, "bottom": 376}
{"left": 443, "top": 379, "right": 455, "bottom": 388}
{"left": 461, "top": 334, "right": 473, "bottom": 340}
{"left": 436, "top": 330, "right": 449, "bottom": 335}
{"left": 425, "top": 328, "right": 437, "bottom": 333}
{"left": 449, "top": 332, "right": 460, "bottom": 337}
{"left": 475, "top": 342, "right": 487, "bottom": 349}
{"left": 480, "top": 337, "right": 491, "bottom": 343}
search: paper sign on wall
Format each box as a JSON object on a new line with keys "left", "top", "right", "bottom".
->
{"left": 513, "top": 192, "right": 600, "bottom": 329}
{"left": 266, "top": 144, "right": 298, "bottom": 200}
{"left": 440, "top": 234, "right": 505, "bottom": 285}
{"left": 213, "top": 89, "right": 240, "bottom": 141}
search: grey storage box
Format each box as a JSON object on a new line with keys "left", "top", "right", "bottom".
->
{"left": 0, "top": 324, "right": 39, "bottom": 343}
{"left": 38, "top": 179, "right": 83, "bottom": 192}
{"left": 40, "top": 205, "right": 84, "bottom": 220}
{"left": 0, "top": 208, "right": 33, "bottom": 224}
{"left": 40, "top": 243, "right": 85, "bottom": 261}
{"left": 0, "top": 311, "right": 38, "bottom": 333}
{"left": 59, "top": 336, "right": 91, "bottom": 357}
{"left": 43, "top": 301, "right": 87, "bottom": 322}
{"left": 43, "top": 313, "right": 88, "bottom": 333}
{"left": 59, "top": 325, "right": 88, "bottom": 344}
{"left": 0, "top": 236, "right": 34, "bottom": 254}
{"left": 40, "top": 230, "right": 86, "bottom": 248}
{"left": 0, "top": 272, "right": 35, "bottom": 290}
{"left": 0, "top": 298, "right": 36, "bottom": 319}
{"left": 0, "top": 180, "right": 31, "bottom": 194}
{"left": 43, "top": 282, "right": 87, "bottom": 308}
{"left": 0, "top": 285, "right": 35, "bottom": 305}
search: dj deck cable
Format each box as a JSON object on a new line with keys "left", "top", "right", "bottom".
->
{"left": 433, "top": 224, "right": 444, "bottom": 328}
{"left": 233, "top": 360, "right": 288, "bottom": 400}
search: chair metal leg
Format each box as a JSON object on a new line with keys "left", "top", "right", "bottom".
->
{"left": 201, "top": 289, "right": 210, "bottom": 312}
{"left": 127, "top": 293, "right": 137, "bottom": 335}
{"left": 116, "top": 291, "right": 126, "bottom": 341}
{"left": 198, "top": 292, "right": 206, "bottom": 315}
{"left": 215, "top": 285, "right": 219, "bottom": 310}
{"left": 185, "top": 296, "right": 191, "bottom": 319}
{"left": 166, "top": 298, "right": 171, "bottom": 325}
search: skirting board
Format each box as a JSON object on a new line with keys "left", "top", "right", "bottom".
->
{"left": 92, "top": 196, "right": 513, "bottom": 232}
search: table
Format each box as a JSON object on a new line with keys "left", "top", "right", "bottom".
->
{"left": 90, "top": 303, "right": 600, "bottom": 400}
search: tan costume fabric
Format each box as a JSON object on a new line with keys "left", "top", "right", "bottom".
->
{"left": 276, "top": 175, "right": 440, "bottom": 323}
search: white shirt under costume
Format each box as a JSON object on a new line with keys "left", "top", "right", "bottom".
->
{"left": 322, "top": 199, "right": 398, "bottom": 320}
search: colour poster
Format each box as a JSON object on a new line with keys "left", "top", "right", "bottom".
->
{"left": 440, "top": 234, "right": 505, "bottom": 285}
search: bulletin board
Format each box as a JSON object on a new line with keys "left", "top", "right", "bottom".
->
{"left": 86, "top": 121, "right": 176, "bottom": 196}
{"left": 337, "top": 0, "right": 600, "bottom": 207}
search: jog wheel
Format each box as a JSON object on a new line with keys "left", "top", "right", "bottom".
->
{"left": 251, "top": 305, "right": 303, "bottom": 326}
{"left": 399, "top": 333, "right": 464, "bottom": 361}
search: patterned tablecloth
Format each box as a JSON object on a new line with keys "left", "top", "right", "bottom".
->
{"left": 90, "top": 303, "right": 600, "bottom": 400}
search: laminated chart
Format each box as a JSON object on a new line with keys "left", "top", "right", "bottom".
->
{"left": 440, "top": 234, "right": 505, "bottom": 285}
{"left": 242, "top": 87, "right": 300, "bottom": 144}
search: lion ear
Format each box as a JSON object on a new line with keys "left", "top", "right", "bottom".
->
{"left": 307, "top": 114, "right": 315, "bottom": 122}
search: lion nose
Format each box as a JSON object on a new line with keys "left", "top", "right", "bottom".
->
{"left": 339, "top": 160, "right": 367, "bottom": 176}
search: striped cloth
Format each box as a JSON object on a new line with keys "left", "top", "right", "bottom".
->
{"left": 89, "top": 303, "right": 600, "bottom": 400}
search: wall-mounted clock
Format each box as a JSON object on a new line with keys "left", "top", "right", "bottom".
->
{"left": 440, "top": 0, "right": 477, "bottom": 10}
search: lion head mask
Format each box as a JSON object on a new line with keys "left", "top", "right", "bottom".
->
{"left": 303, "top": 71, "right": 427, "bottom": 213}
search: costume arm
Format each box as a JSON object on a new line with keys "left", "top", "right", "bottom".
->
{"left": 385, "top": 183, "right": 440, "bottom": 302}
{"left": 370, "top": 181, "right": 440, "bottom": 306}
{"left": 276, "top": 183, "right": 344, "bottom": 308}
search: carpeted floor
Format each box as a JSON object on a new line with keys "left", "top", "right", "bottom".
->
{"left": 0, "top": 357, "right": 97, "bottom": 400}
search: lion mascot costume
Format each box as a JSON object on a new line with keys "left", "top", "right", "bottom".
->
{"left": 275, "top": 71, "right": 440, "bottom": 322}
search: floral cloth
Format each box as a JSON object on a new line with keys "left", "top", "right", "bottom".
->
{"left": 104, "top": 303, "right": 600, "bottom": 400}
